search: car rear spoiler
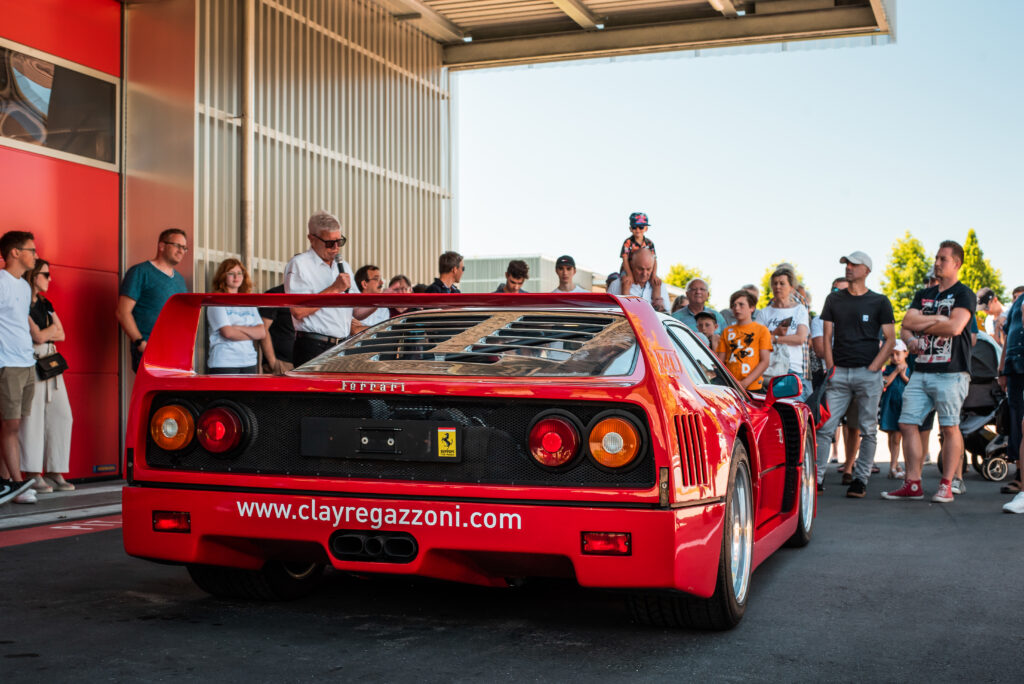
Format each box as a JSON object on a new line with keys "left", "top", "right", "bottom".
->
{"left": 143, "top": 292, "right": 655, "bottom": 374}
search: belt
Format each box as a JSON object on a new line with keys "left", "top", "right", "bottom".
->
{"left": 295, "top": 331, "right": 344, "bottom": 346}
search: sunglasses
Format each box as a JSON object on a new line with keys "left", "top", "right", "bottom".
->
{"left": 311, "top": 234, "right": 347, "bottom": 249}
{"left": 39, "top": 272, "right": 51, "bottom": 279}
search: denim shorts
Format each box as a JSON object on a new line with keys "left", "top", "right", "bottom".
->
{"left": 898, "top": 372, "right": 970, "bottom": 427}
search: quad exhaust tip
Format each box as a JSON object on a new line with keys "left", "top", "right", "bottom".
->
{"left": 329, "top": 530, "right": 418, "bottom": 564}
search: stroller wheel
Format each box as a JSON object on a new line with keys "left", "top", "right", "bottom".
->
{"left": 982, "top": 457, "right": 1009, "bottom": 482}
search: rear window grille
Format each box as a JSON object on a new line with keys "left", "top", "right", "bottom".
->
{"left": 676, "top": 413, "right": 710, "bottom": 488}
{"left": 302, "top": 310, "right": 637, "bottom": 377}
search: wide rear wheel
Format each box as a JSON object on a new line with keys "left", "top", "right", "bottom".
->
{"left": 187, "top": 561, "right": 324, "bottom": 600}
{"left": 629, "top": 443, "right": 753, "bottom": 630}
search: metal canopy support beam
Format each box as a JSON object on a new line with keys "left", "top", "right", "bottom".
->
{"left": 551, "top": 0, "right": 601, "bottom": 30}
{"left": 708, "top": 0, "right": 739, "bottom": 19}
{"left": 372, "top": 0, "right": 465, "bottom": 43}
{"left": 867, "top": 0, "right": 890, "bottom": 34}
{"left": 444, "top": 5, "right": 879, "bottom": 68}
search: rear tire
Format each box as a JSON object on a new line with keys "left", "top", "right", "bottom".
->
{"left": 187, "top": 561, "right": 324, "bottom": 600}
{"left": 629, "top": 443, "right": 753, "bottom": 630}
{"left": 785, "top": 431, "right": 816, "bottom": 548}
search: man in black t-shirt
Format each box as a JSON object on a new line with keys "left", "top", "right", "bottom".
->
{"left": 814, "top": 251, "right": 896, "bottom": 498}
{"left": 424, "top": 251, "right": 463, "bottom": 294}
{"left": 882, "top": 240, "right": 976, "bottom": 504}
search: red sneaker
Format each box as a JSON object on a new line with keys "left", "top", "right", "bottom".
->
{"left": 932, "top": 480, "right": 954, "bottom": 503}
{"left": 881, "top": 480, "right": 924, "bottom": 500}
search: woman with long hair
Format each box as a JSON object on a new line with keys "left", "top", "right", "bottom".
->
{"left": 19, "top": 258, "right": 74, "bottom": 494}
{"left": 207, "top": 259, "right": 265, "bottom": 374}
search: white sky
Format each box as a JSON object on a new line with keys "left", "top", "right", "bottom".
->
{"left": 454, "top": 0, "right": 1022, "bottom": 309}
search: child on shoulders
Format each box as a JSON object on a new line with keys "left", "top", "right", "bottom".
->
{"left": 618, "top": 212, "right": 663, "bottom": 305}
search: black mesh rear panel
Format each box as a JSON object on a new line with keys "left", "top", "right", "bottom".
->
{"left": 144, "top": 392, "right": 655, "bottom": 488}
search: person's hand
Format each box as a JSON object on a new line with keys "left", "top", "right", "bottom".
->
{"left": 867, "top": 361, "right": 882, "bottom": 373}
{"left": 138, "top": 340, "right": 147, "bottom": 352}
{"left": 333, "top": 272, "right": 351, "bottom": 292}
{"left": 651, "top": 274, "right": 662, "bottom": 287}
{"left": 773, "top": 325, "right": 787, "bottom": 336}
{"left": 998, "top": 375, "right": 1008, "bottom": 392}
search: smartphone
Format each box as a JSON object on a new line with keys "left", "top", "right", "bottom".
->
{"left": 779, "top": 317, "right": 793, "bottom": 328}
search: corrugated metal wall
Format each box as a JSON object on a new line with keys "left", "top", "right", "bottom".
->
{"left": 196, "top": 0, "right": 451, "bottom": 292}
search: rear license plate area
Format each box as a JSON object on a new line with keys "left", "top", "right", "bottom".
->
{"left": 301, "top": 418, "right": 461, "bottom": 462}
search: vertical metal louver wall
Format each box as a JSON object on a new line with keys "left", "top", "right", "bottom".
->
{"left": 196, "top": 0, "right": 451, "bottom": 292}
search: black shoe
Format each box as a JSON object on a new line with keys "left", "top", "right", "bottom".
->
{"left": 0, "top": 479, "right": 33, "bottom": 506}
{"left": 846, "top": 479, "right": 867, "bottom": 498}
{"left": 817, "top": 483, "right": 826, "bottom": 493}
{"left": 841, "top": 473, "right": 853, "bottom": 486}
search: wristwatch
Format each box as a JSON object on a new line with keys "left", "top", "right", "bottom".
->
{"left": 133, "top": 338, "right": 145, "bottom": 348}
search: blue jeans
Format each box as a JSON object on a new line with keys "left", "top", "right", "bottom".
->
{"left": 814, "top": 366, "right": 884, "bottom": 484}
{"left": 1007, "top": 374, "right": 1023, "bottom": 465}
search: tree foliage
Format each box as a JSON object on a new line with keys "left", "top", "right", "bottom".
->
{"left": 758, "top": 261, "right": 805, "bottom": 309}
{"left": 959, "top": 228, "right": 1005, "bottom": 300}
{"left": 664, "top": 263, "right": 710, "bottom": 291}
{"left": 881, "top": 231, "right": 929, "bottom": 325}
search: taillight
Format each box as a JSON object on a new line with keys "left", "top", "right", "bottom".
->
{"left": 197, "top": 406, "right": 243, "bottom": 454}
{"left": 150, "top": 404, "right": 195, "bottom": 451}
{"left": 588, "top": 416, "right": 641, "bottom": 468}
{"left": 528, "top": 416, "right": 580, "bottom": 467}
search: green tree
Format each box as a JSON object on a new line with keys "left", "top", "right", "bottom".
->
{"left": 881, "top": 231, "right": 930, "bottom": 325}
{"left": 959, "top": 228, "right": 1005, "bottom": 300}
{"left": 664, "top": 263, "right": 710, "bottom": 291}
{"left": 758, "top": 261, "right": 805, "bottom": 309}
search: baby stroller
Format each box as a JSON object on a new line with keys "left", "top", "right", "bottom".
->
{"left": 937, "top": 334, "right": 1010, "bottom": 481}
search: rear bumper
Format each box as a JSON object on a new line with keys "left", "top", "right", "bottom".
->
{"left": 123, "top": 486, "right": 725, "bottom": 597}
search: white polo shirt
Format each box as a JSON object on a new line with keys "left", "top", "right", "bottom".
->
{"left": 607, "top": 278, "right": 671, "bottom": 312}
{"left": 0, "top": 270, "right": 35, "bottom": 368}
{"left": 358, "top": 307, "right": 390, "bottom": 328}
{"left": 284, "top": 248, "right": 359, "bottom": 337}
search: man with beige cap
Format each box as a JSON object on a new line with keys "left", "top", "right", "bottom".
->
{"left": 814, "top": 250, "right": 896, "bottom": 498}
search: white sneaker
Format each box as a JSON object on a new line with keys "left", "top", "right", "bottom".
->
{"left": 1003, "top": 492, "right": 1024, "bottom": 514}
{"left": 13, "top": 487, "right": 37, "bottom": 504}
{"left": 951, "top": 478, "right": 965, "bottom": 495}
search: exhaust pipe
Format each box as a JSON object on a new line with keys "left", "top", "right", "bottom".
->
{"left": 329, "top": 530, "right": 418, "bottom": 564}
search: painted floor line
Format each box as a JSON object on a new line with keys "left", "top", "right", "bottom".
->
{"left": 0, "top": 514, "right": 123, "bottom": 549}
{"left": 0, "top": 503, "right": 123, "bottom": 530}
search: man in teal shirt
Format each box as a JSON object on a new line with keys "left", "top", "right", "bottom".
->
{"left": 116, "top": 228, "right": 189, "bottom": 372}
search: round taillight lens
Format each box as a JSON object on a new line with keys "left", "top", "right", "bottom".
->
{"left": 150, "top": 405, "right": 195, "bottom": 451}
{"left": 589, "top": 417, "right": 640, "bottom": 468}
{"left": 197, "top": 406, "right": 243, "bottom": 454}
{"left": 528, "top": 417, "right": 579, "bottom": 468}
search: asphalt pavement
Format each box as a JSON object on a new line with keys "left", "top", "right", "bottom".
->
{"left": 1, "top": 466, "right": 1020, "bottom": 683}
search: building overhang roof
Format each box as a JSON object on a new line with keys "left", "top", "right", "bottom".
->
{"left": 372, "top": 0, "right": 893, "bottom": 69}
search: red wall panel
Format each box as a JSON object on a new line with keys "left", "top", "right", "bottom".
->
{"left": 0, "top": 0, "right": 121, "bottom": 76}
{"left": 1, "top": 146, "right": 119, "bottom": 273}
{"left": 62, "top": 373, "right": 120, "bottom": 479}
{"left": 44, "top": 267, "right": 119, "bottom": 376}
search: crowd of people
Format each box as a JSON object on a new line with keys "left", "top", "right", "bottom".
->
{"left": 2, "top": 211, "right": 1022, "bottom": 516}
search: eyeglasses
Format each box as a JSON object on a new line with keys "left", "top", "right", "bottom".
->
{"left": 162, "top": 241, "right": 189, "bottom": 252}
{"left": 39, "top": 272, "right": 51, "bottom": 279}
{"left": 311, "top": 234, "right": 347, "bottom": 249}
{"left": 17, "top": 246, "right": 37, "bottom": 254}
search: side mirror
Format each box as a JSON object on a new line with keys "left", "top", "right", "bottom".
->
{"left": 765, "top": 374, "right": 803, "bottom": 405}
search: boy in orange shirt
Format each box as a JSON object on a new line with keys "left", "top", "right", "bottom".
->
{"left": 716, "top": 290, "right": 773, "bottom": 390}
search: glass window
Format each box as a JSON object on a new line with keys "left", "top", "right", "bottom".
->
{"left": 1, "top": 46, "right": 116, "bottom": 164}
{"left": 666, "top": 325, "right": 736, "bottom": 390}
{"left": 664, "top": 324, "right": 707, "bottom": 385}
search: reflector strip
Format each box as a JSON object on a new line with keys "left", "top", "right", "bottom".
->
{"left": 152, "top": 510, "right": 191, "bottom": 533}
{"left": 581, "top": 531, "right": 631, "bottom": 556}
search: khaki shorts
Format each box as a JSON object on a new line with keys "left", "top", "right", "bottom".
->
{"left": 0, "top": 366, "right": 36, "bottom": 421}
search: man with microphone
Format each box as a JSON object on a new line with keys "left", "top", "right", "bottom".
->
{"left": 285, "top": 210, "right": 374, "bottom": 366}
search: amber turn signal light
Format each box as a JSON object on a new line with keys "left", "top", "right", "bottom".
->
{"left": 150, "top": 404, "right": 195, "bottom": 451}
{"left": 588, "top": 416, "right": 640, "bottom": 468}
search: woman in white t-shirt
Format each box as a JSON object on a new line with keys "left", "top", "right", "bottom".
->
{"left": 757, "top": 268, "right": 810, "bottom": 380}
{"left": 207, "top": 259, "right": 266, "bottom": 374}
